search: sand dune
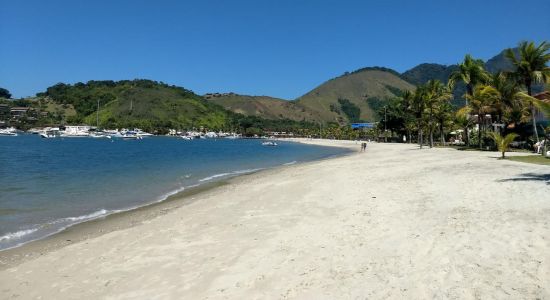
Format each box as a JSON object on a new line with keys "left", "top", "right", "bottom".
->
{"left": 1, "top": 140, "right": 549, "bottom": 299}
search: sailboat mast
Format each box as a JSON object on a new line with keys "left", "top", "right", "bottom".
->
{"left": 96, "top": 99, "right": 99, "bottom": 127}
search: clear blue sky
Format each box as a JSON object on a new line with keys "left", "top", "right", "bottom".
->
{"left": 1, "top": 0, "right": 549, "bottom": 99}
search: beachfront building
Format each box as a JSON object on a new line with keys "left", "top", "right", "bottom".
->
{"left": 534, "top": 91, "right": 550, "bottom": 123}
{"left": 0, "top": 104, "right": 9, "bottom": 126}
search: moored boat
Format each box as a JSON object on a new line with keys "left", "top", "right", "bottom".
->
{"left": 0, "top": 127, "right": 18, "bottom": 136}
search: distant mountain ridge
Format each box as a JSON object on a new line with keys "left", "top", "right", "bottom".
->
{"left": 205, "top": 93, "right": 321, "bottom": 122}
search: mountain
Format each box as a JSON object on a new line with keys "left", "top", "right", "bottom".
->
{"left": 400, "top": 48, "right": 521, "bottom": 107}
{"left": 401, "top": 63, "right": 458, "bottom": 86}
{"left": 295, "top": 67, "right": 415, "bottom": 123}
{"left": 485, "top": 49, "right": 517, "bottom": 73}
{"left": 204, "top": 93, "right": 322, "bottom": 122}
{"left": 38, "top": 80, "right": 233, "bottom": 131}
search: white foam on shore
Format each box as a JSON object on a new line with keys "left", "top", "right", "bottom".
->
{"left": 63, "top": 209, "right": 109, "bottom": 222}
{"left": 198, "top": 168, "right": 263, "bottom": 182}
{"left": 0, "top": 228, "right": 39, "bottom": 242}
{"left": 283, "top": 161, "right": 297, "bottom": 165}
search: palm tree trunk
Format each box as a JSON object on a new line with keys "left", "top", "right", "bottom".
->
{"left": 530, "top": 104, "right": 540, "bottom": 144}
{"left": 465, "top": 127, "right": 470, "bottom": 147}
{"left": 430, "top": 125, "right": 434, "bottom": 148}
{"left": 478, "top": 116, "right": 483, "bottom": 150}
{"left": 418, "top": 123, "right": 423, "bottom": 149}
{"left": 527, "top": 82, "right": 540, "bottom": 144}
{"left": 440, "top": 121, "right": 445, "bottom": 145}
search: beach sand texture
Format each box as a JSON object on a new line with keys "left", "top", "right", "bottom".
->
{"left": 1, "top": 140, "right": 549, "bottom": 299}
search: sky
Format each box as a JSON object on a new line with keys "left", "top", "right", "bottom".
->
{"left": 1, "top": 0, "right": 549, "bottom": 99}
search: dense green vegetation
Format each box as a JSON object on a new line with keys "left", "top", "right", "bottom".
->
{"left": 0, "top": 88, "right": 11, "bottom": 99}
{"left": 337, "top": 98, "right": 361, "bottom": 122}
{"left": 2, "top": 80, "right": 316, "bottom": 135}
{"left": 378, "top": 40, "right": 550, "bottom": 156}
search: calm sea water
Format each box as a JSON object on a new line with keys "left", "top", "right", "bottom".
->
{"left": 0, "top": 135, "right": 348, "bottom": 250}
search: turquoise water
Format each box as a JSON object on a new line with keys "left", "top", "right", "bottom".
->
{"left": 0, "top": 135, "right": 348, "bottom": 250}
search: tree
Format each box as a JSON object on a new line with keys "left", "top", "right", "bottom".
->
{"left": 488, "top": 132, "right": 518, "bottom": 159}
{"left": 505, "top": 41, "right": 550, "bottom": 143}
{"left": 449, "top": 55, "right": 490, "bottom": 101}
{"left": 489, "top": 72, "right": 522, "bottom": 127}
{"left": 455, "top": 107, "right": 475, "bottom": 146}
{"left": 464, "top": 85, "right": 500, "bottom": 149}
{"left": 405, "top": 89, "right": 427, "bottom": 148}
{"left": 423, "top": 80, "right": 453, "bottom": 148}
{"left": 0, "top": 87, "right": 11, "bottom": 99}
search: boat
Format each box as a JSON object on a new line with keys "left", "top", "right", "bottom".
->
{"left": 0, "top": 127, "right": 17, "bottom": 136}
{"left": 180, "top": 135, "right": 193, "bottom": 140}
{"left": 60, "top": 126, "right": 91, "bottom": 137}
{"left": 225, "top": 133, "right": 242, "bottom": 139}
{"left": 90, "top": 132, "right": 112, "bottom": 139}
{"left": 131, "top": 128, "right": 154, "bottom": 137}
{"left": 40, "top": 127, "right": 61, "bottom": 138}
{"left": 261, "top": 141, "right": 278, "bottom": 146}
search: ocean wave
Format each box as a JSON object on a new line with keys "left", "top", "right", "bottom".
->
{"left": 63, "top": 209, "right": 109, "bottom": 222}
{"left": 198, "top": 168, "right": 263, "bottom": 182}
{"left": 283, "top": 161, "right": 297, "bottom": 165}
{"left": 198, "top": 172, "right": 232, "bottom": 182}
{"left": 0, "top": 228, "right": 39, "bottom": 242}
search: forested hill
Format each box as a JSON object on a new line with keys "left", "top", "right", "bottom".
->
{"left": 295, "top": 67, "right": 415, "bottom": 123}
{"left": 38, "top": 80, "right": 233, "bottom": 130}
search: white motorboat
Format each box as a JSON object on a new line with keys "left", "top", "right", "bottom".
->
{"left": 40, "top": 127, "right": 61, "bottom": 138}
{"left": 0, "top": 127, "right": 17, "bottom": 136}
{"left": 225, "top": 133, "right": 241, "bottom": 139}
{"left": 180, "top": 135, "right": 193, "bottom": 140}
{"left": 60, "top": 126, "right": 91, "bottom": 137}
{"left": 261, "top": 141, "right": 278, "bottom": 146}
{"left": 132, "top": 128, "right": 154, "bottom": 137}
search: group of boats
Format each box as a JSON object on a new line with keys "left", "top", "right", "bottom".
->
{"left": 27, "top": 126, "right": 154, "bottom": 140}
{"left": 177, "top": 131, "right": 242, "bottom": 140}
{"left": 1, "top": 126, "right": 278, "bottom": 145}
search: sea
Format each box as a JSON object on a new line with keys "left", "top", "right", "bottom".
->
{"left": 0, "top": 135, "right": 349, "bottom": 250}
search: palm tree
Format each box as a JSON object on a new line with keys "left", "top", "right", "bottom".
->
{"left": 423, "top": 80, "right": 453, "bottom": 147}
{"left": 505, "top": 41, "right": 550, "bottom": 143}
{"left": 407, "top": 87, "right": 427, "bottom": 148}
{"left": 490, "top": 72, "right": 522, "bottom": 127}
{"left": 455, "top": 107, "right": 475, "bottom": 146}
{"left": 436, "top": 100, "right": 453, "bottom": 145}
{"left": 464, "top": 85, "right": 500, "bottom": 149}
{"left": 488, "top": 132, "right": 518, "bottom": 159}
{"left": 450, "top": 54, "right": 490, "bottom": 102}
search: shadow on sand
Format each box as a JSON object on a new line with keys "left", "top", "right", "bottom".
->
{"left": 498, "top": 173, "right": 550, "bottom": 185}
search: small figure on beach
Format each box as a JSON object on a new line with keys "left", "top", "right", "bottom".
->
{"left": 360, "top": 142, "right": 367, "bottom": 152}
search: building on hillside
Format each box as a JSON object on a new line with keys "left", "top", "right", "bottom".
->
{"left": 0, "top": 104, "right": 10, "bottom": 127}
{"left": 533, "top": 91, "right": 550, "bottom": 123}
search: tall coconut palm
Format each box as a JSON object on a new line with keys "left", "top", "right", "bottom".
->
{"left": 450, "top": 54, "right": 490, "bottom": 102}
{"left": 424, "top": 80, "right": 453, "bottom": 147}
{"left": 490, "top": 72, "right": 522, "bottom": 126}
{"left": 505, "top": 41, "right": 550, "bottom": 142}
{"left": 455, "top": 107, "right": 475, "bottom": 146}
{"left": 464, "top": 85, "right": 500, "bottom": 149}
{"left": 407, "top": 86, "right": 427, "bottom": 148}
{"left": 488, "top": 132, "right": 519, "bottom": 159}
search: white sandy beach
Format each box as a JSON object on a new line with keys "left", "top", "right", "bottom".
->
{"left": 1, "top": 140, "right": 549, "bottom": 299}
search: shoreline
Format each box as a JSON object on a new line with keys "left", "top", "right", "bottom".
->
{"left": 0, "top": 138, "right": 357, "bottom": 269}
{"left": 3, "top": 140, "right": 547, "bottom": 298}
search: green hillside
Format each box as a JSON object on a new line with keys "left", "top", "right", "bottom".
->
{"left": 296, "top": 67, "right": 415, "bottom": 123}
{"left": 205, "top": 93, "right": 322, "bottom": 122}
{"left": 38, "top": 80, "right": 232, "bottom": 131}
